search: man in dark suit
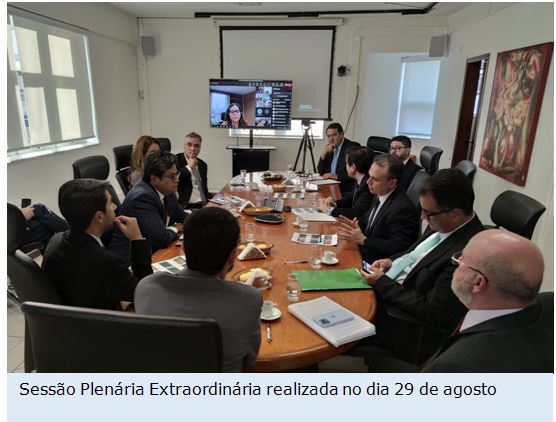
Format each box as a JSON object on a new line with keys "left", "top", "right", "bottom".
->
{"left": 109, "top": 150, "right": 186, "bottom": 262}
{"left": 360, "top": 168, "right": 483, "bottom": 361}
{"left": 42, "top": 179, "right": 152, "bottom": 309}
{"left": 389, "top": 135, "right": 422, "bottom": 191}
{"left": 318, "top": 147, "right": 374, "bottom": 219}
{"left": 423, "top": 229, "right": 552, "bottom": 372}
{"left": 135, "top": 207, "right": 262, "bottom": 372}
{"left": 177, "top": 132, "right": 213, "bottom": 208}
{"left": 338, "top": 154, "right": 420, "bottom": 263}
{"left": 317, "top": 122, "right": 361, "bottom": 194}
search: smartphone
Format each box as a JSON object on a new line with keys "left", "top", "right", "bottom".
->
{"left": 313, "top": 309, "right": 354, "bottom": 328}
{"left": 21, "top": 198, "right": 32, "bottom": 208}
{"left": 361, "top": 260, "right": 375, "bottom": 275}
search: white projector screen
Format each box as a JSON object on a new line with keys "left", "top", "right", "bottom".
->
{"left": 221, "top": 26, "right": 335, "bottom": 120}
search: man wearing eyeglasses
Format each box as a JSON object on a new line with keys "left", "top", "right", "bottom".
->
{"left": 109, "top": 150, "right": 186, "bottom": 262}
{"left": 359, "top": 168, "right": 483, "bottom": 362}
{"left": 177, "top": 132, "right": 213, "bottom": 209}
{"left": 388, "top": 135, "right": 422, "bottom": 191}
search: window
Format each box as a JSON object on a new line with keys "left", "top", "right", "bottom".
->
{"left": 229, "top": 120, "right": 324, "bottom": 140}
{"left": 396, "top": 57, "right": 441, "bottom": 139}
{"left": 7, "top": 9, "right": 98, "bottom": 162}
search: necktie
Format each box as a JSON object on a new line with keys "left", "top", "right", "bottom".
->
{"left": 386, "top": 232, "right": 442, "bottom": 279}
{"left": 330, "top": 147, "right": 341, "bottom": 174}
{"left": 192, "top": 166, "right": 207, "bottom": 205}
{"left": 163, "top": 197, "right": 169, "bottom": 226}
{"left": 365, "top": 198, "right": 380, "bottom": 234}
{"left": 352, "top": 183, "right": 359, "bottom": 207}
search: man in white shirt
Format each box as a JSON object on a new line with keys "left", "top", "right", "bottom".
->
{"left": 177, "top": 132, "right": 213, "bottom": 208}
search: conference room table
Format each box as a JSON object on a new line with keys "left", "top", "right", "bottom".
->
{"left": 152, "top": 172, "right": 376, "bottom": 372}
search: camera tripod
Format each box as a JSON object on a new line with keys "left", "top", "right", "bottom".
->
{"left": 293, "top": 120, "right": 317, "bottom": 174}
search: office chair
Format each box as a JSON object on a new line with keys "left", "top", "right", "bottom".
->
{"left": 406, "top": 170, "right": 430, "bottom": 211}
{"left": 7, "top": 203, "right": 66, "bottom": 372}
{"left": 455, "top": 160, "right": 477, "bottom": 183}
{"left": 488, "top": 190, "right": 546, "bottom": 240}
{"left": 112, "top": 144, "right": 133, "bottom": 195}
{"left": 366, "top": 136, "right": 391, "bottom": 153}
{"left": 175, "top": 152, "right": 187, "bottom": 171}
{"left": 22, "top": 301, "right": 223, "bottom": 373}
{"left": 419, "top": 146, "right": 443, "bottom": 175}
{"left": 156, "top": 137, "right": 172, "bottom": 152}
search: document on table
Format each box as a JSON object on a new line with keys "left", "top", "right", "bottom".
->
{"left": 291, "top": 232, "right": 338, "bottom": 246}
{"left": 292, "top": 207, "right": 336, "bottom": 222}
{"left": 152, "top": 255, "right": 186, "bottom": 274}
{"left": 311, "top": 179, "right": 341, "bottom": 185}
{"left": 288, "top": 296, "right": 376, "bottom": 347}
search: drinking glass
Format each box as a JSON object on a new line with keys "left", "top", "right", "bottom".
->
{"left": 240, "top": 169, "right": 247, "bottom": 184}
{"left": 245, "top": 222, "right": 256, "bottom": 242}
{"left": 286, "top": 274, "right": 301, "bottom": 301}
{"left": 310, "top": 244, "right": 323, "bottom": 269}
{"left": 298, "top": 216, "right": 308, "bottom": 232}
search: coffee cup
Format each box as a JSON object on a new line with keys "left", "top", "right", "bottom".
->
{"left": 261, "top": 301, "right": 277, "bottom": 317}
{"left": 323, "top": 250, "right": 336, "bottom": 262}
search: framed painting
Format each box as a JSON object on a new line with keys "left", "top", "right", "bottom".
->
{"left": 479, "top": 42, "right": 553, "bottom": 186}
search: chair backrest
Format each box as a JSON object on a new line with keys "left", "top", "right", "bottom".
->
{"left": 7, "top": 203, "right": 26, "bottom": 254}
{"left": 175, "top": 152, "right": 187, "bottom": 170}
{"left": 419, "top": 146, "right": 443, "bottom": 175}
{"left": 490, "top": 190, "right": 546, "bottom": 239}
{"left": 72, "top": 155, "right": 110, "bottom": 180}
{"left": 455, "top": 159, "right": 477, "bottom": 183}
{"left": 367, "top": 136, "right": 390, "bottom": 153}
{"left": 22, "top": 301, "right": 223, "bottom": 373}
{"left": 156, "top": 137, "right": 172, "bottom": 152}
{"left": 406, "top": 169, "right": 430, "bottom": 211}
{"left": 113, "top": 144, "right": 133, "bottom": 171}
{"left": 115, "top": 168, "right": 132, "bottom": 195}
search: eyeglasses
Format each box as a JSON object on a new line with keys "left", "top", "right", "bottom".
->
{"left": 451, "top": 251, "right": 489, "bottom": 283}
{"left": 229, "top": 109, "right": 241, "bottom": 114}
{"left": 421, "top": 208, "right": 453, "bottom": 219}
{"left": 161, "top": 173, "right": 179, "bottom": 181}
{"left": 389, "top": 145, "right": 408, "bottom": 151}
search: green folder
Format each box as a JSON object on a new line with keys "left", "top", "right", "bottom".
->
{"left": 292, "top": 268, "right": 373, "bottom": 291}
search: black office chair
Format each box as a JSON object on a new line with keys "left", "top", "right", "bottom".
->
{"left": 367, "top": 136, "right": 391, "bottom": 153}
{"left": 175, "top": 152, "right": 187, "bottom": 171}
{"left": 22, "top": 301, "right": 223, "bottom": 373}
{"left": 455, "top": 160, "right": 477, "bottom": 183}
{"left": 72, "top": 155, "right": 121, "bottom": 209}
{"left": 156, "top": 137, "right": 172, "bottom": 152}
{"left": 406, "top": 170, "right": 430, "bottom": 211}
{"left": 112, "top": 145, "right": 133, "bottom": 195}
{"left": 7, "top": 203, "right": 66, "bottom": 372}
{"left": 488, "top": 190, "right": 546, "bottom": 240}
{"left": 419, "top": 146, "right": 443, "bottom": 175}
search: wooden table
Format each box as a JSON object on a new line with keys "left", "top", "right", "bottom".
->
{"left": 153, "top": 173, "right": 376, "bottom": 372}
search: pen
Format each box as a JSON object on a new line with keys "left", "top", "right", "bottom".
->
{"left": 266, "top": 322, "right": 272, "bottom": 343}
{"left": 285, "top": 259, "right": 310, "bottom": 264}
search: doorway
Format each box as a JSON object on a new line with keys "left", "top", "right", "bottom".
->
{"left": 450, "top": 54, "right": 489, "bottom": 166}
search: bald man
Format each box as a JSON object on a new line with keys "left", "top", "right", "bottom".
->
{"left": 422, "top": 229, "right": 553, "bottom": 372}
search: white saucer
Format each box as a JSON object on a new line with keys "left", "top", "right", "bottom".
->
{"left": 261, "top": 308, "right": 282, "bottom": 321}
{"left": 322, "top": 257, "right": 339, "bottom": 265}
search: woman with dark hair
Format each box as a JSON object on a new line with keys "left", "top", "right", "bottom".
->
{"left": 221, "top": 103, "right": 250, "bottom": 128}
{"left": 129, "top": 136, "right": 160, "bottom": 186}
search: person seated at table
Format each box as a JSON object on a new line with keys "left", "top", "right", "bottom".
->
{"left": 318, "top": 147, "right": 374, "bottom": 219}
{"left": 220, "top": 103, "right": 250, "bottom": 128}
{"left": 109, "top": 151, "right": 186, "bottom": 263}
{"left": 129, "top": 136, "right": 160, "bottom": 187}
{"left": 177, "top": 132, "right": 213, "bottom": 209}
{"left": 42, "top": 179, "right": 152, "bottom": 309}
{"left": 388, "top": 135, "right": 422, "bottom": 191}
{"left": 317, "top": 122, "right": 361, "bottom": 194}
{"left": 337, "top": 153, "right": 420, "bottom": 264}
{"left": 135, "top": 207, "right": 262, "bottom": 372}
{"left": 16, "top": 201, "right": 68, "bottom": 252}
{"left": 359, "top": 168, "right": 483, "bottom": 362}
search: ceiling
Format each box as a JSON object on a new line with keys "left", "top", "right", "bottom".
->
{"left": 108, "top": 2, "right": 472, "bottom": 19}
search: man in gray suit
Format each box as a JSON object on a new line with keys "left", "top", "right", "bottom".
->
{"left": 134, "top": 207, "right": 263, "bottom": 372}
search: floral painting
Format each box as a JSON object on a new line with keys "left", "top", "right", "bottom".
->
{"left": 480, "top": 42, "right": 553, "bottom": 186}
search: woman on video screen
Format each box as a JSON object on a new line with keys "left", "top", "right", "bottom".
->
{"left": 221, "top": 103, "right": 250, "bottom": 128}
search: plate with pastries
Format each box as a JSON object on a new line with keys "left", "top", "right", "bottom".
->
{"left": 238, "top": 241, "right": 274, "bottom": 254}
{"left": 232, "top": 267, "right": 273, "bottom": 291}
{"left": 261, "top": 172, "right": 284, "bottom": 182}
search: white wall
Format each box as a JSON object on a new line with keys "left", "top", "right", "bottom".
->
{"left": 432, "top": 3, "right": 554, "bottom": 289}
{"left": 7, "top": 3, "right": 142, "bottom": 211}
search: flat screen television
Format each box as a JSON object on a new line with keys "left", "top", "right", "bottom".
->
{"left": 209, "top": 79, "right": 292, "bottom": 130}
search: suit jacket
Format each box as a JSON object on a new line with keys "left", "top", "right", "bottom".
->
{"left": 358, "top": 187, "right": 420, "bottom": 263}
{"left": 372, "top": 214, "right": 483, "bottom": 360}
{"left": 399, "top": 159, "right": 422, "bottom": 191}
{"left": 422, "top": 294, "right": 553, "bottom": 373}
{"left": 135, "top": 268, "right": 263, "bottom": 372}
{"left": 109, "top": 181, "right": 186, "bottom": 262}
{"left": 177, "top": 158, "right": 213, "bottom": 207}
{"left": 42, "top": 230, "right": 152, "bottom": 309}
{"left": 317, "top": 138, "right": 361, "bottom": 193}
{"left": 331, "top": 174, "right": 374, "bottom": 220}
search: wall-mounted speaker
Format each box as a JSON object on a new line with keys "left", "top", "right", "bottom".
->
{"left": 141, "top": 36, "right": 155, "bottom": 57}
{"left": 429, "top": 35, "right": 449, "bottom": 58}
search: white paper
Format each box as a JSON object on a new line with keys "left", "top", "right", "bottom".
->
{"left": 292, "top": 207, "right": 336, "bottom": 222}
{"left": 291, "top": 232, "right": 338, "bottom": 246}
{"left": 152, "top": 255, "right": 186, "bottom": 274}
{"left": 311, "top": 179, "right": 341, "bottom": 185}
{"left": 273, "top": 192, "right": 305, "bottom": 199}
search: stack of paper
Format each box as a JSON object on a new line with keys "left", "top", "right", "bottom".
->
{"left": 152, "top": 256, "right": 186, "bottom": 274}
{"left": 288, "top": 296, "right": 376, "bottom": 347}
{"left": 291, "top": 232, "right": 338, "bottom": 245}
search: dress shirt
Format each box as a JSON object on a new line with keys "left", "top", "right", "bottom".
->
{"left": 330, "top": 140, "right": 344, "bottom": 175}
{"left": 186, "top": 164, "right": 203, "bottom": 204}
{"left": 88, "top": 233, "right": 104, "bottom": 247}
{"left": 460, "top": 308, "right": 523, "bottom": 332}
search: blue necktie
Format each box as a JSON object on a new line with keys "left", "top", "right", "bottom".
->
{"left": 330, "top": 147, "right": 341, "bottom": 174}
{"left": 386, "top": 232, "right": 442, "bottom": 279}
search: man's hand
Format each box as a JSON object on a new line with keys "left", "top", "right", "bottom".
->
{"left": 320, "top": 143, "right": 334, "bottom": 160}
{"left": 173, "top": 223, "right": 184, "bottom": 234}
{"left": 318, "top": 197, "right": 333, "bottom": 212}
{"left": 21, "top": 205, "right": 35, "bottom": 221}
{"left": 114, "top": 216, "right": 142, "bottom": 241}
{"left": 337, "top": 215, "right": 366, "bottom": 245}
{"left": 322, "top": 172, "right": 338, "bottom": 180}
{"left": 358, "top": 267, "right": 384, "bottom": 285}
{"left": 186, "top": 154, "right": 198, "bottom": 169}
{"left": 372, "top": 258, "right": 393, "bottom": 272}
